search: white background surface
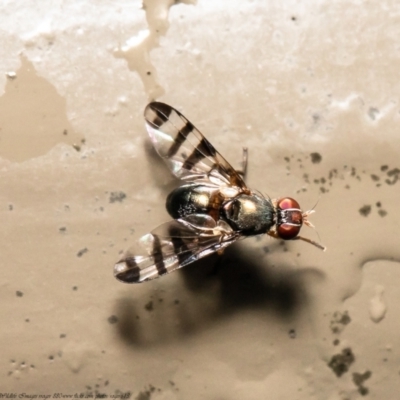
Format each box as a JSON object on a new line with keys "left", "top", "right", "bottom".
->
{"left": 1, "top": 0, "right": 400, "bottom": 398}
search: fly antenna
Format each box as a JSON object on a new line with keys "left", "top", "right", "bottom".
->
{"left": 301, "top": 196, "right": 325, "bottom": 250}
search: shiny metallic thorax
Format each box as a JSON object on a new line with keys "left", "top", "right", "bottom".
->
{"left": 166, "top": 184, "right": 275, "bottom": 236}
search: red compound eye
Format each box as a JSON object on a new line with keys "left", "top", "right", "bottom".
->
{"left": 276, "top": 197, "right": 303, "bottom": 240}
{"left": 277, "top": 223, "right": 301, "bottom": 239}
{"left": 277, "top": 197, "right": 300, "bottom": 210}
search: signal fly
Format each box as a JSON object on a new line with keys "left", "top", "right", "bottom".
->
{"left": 114, "top": 102, "right": 325, "bottom": 283}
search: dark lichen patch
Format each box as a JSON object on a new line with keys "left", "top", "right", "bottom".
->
{"left": 109, "top": 191, "right": 127, "bottom": 203}
{"left": 380, "top": 165, "right": 388, "bottom": 172}
{"left": 310, "top": 152, "right": 322, "bottom": 164}
{"left": 284, "top": 156, "right": 290, "bottom": 162}
{"left": 359, "top": 205, "right": 372, "bottom": 217}
{"left": 108, "top": 315, "right": 118, "bottom": 324}
{"left": 333, "top": 339, "right": 340, "bottom": 346}
{"left": 370, "top": 174, "right": 380, "bottom": 182}
{"left": 16, "top": 291, "right": 24, "bottom": 297}
{"left": 328, "top": 347, "right": 355, "bottom": 377}
{"left": 72, "top": 286, "right": 78, "bottom": 291}
{"left": 60, "top": 333, "right": 66, "bottom": 338}
{"left": 353, "top": 370, "right": 372, "bottom": 396}
{"left": 9, "top": 204, "right": 13, "bottom": 210}
{"left": 59, "top": 226, "right": 66, "bottom": 233}
{"left": 144, "top": 301, "right": 154, "bottom": 312}
{"left": 77, "top": 248, "right": 88, "bottom": 257}
{"left": 330, "top": 311, "right": 351, "bottom": 334}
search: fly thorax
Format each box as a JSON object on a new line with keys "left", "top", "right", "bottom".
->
{"left": 222, "top": 193, "right": 275, "bottom": 235}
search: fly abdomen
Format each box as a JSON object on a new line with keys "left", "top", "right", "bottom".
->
{"left": 166, "top": 184, "right": 223, "bottom": 220}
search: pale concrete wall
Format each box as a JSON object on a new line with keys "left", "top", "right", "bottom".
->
{"left": 1, "top": 1, "right": 399, "bottom": 398}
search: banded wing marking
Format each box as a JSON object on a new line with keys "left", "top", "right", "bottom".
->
{"left": 114, "top": 217, "right": 239, "bottom": 283}
{"left": 144, "top": 102, "right": 248, "bottom": 190}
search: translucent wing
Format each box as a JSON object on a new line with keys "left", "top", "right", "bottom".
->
{"left": 144, "top": 102, "right": 249, "bottom": 190}
{"left": 114, "top": 216, "right": 240, "bottom": 283}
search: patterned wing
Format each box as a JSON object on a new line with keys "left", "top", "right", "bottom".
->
{"left": 144, "top": 102, "right": 248, "bottom": 190}
{"left": 114, "top": 216, "right": 239, "bottom": 283}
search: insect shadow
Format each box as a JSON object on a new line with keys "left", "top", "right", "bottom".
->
{"left": 114, "top": 242, "right": 325, "bottom": 348}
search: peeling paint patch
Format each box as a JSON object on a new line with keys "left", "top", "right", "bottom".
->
{"left": 113, "top": 0, "right": 196, "bottom": 99}
{"left": 0, "top": 54, "right": 84, "bottom": 162}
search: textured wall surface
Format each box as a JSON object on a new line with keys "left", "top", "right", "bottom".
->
{"left": 1, "top": 1, "right": 400, "bottom": 398}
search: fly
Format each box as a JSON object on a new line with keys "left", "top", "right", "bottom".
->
{"left": 114, "top": 102, "right": 326, "bottom": 283}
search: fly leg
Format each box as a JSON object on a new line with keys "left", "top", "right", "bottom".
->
{"left": 267, "top": 231, "right": 326, "bottom": 251}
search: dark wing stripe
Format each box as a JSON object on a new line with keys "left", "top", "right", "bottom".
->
{"left": 167, "top": 121, "right": 194, "bottom": 158}
{"left": 169, "top": 228, "right": 190, "bottom": 265}
{"left": 114, "top": 257, "right": 141, "bottom": 283}
{"left": 182, "top": 138, "right": 207, "bottom": 171}
{"left": 150, "top": 102, "right": 173, "bottom": 126}
{"left": 152, "top": 234, "right": 167, "bottom": 277}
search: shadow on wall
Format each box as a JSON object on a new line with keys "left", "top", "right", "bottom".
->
{"left": 113, "top": 243, "right": 325, "bottom": 348}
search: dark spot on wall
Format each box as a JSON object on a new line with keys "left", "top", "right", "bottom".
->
{"left": 109, "top": 191, "right": 127, "bottom": 203}
{"left": 145, "top": 301, "right": 154, "bottom": 312}
{"left": 330, "top": 311, "right": 351, "bottom": 334}
{"left": 359, "top": 205, "right": 371, "bottom": 217}
{"left": 353, "top": 370, "right": 372, "bottom": 396}
{"left": 368, "top": 107, "right": 379, "bottom": 120}
{"left": 310, "top": 152, "right": 322, "bottom": 164}
{"left": 328, "top": 347, "right": 355, "bottom": 377}
{"left": 77, "top": 248, "right": 88, "bottom": 257}
{"left": 108, "top": 315, "right": 119, "bottom": 324}
{"left": 378, "top": 209, "right": 387, "bottom": 217}
{"left": 370, "top": 174, "right": 380, "bottom": 182}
